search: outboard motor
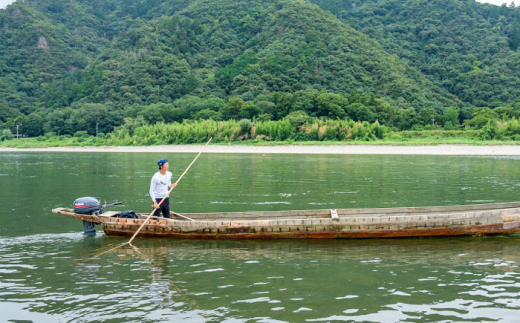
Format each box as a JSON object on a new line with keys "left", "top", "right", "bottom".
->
{"left": 74, "top": 197, "right": 102, "bottom": 215}
{"left": 73, "top": 197, "right": 122, "bottom": 236}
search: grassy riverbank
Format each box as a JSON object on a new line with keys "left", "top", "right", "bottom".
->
{"left": 2, "top": 132, "right": 519, "bottom": 148}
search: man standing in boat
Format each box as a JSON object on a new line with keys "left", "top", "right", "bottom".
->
{"left": 149, "top": 158, "right": 177, "bottom": 218}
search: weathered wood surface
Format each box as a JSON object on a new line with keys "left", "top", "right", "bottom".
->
{"left": 52, "top": 208, "right": 101, "bottom": 223}
{"left": 52, "top": 202, "right": 520, "bottom": 239}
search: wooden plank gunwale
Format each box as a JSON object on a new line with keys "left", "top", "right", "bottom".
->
{"left": 52, "top": 208, "right": 101, "bottom": 223}
{"left": 180, "top": 201, "right": 520, "bottom": 220}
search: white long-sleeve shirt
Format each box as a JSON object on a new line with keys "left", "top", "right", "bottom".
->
{"left": 149, "top": 171, "right": 172, "bottom": 201}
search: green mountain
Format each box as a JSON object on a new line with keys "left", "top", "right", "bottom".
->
{"left": 311, "top": 0, "right": 520, "bottom": 107}
{"left": 0, "top": 0, "right": 519, "bottom": 137}
{"left": 0, "top": 0, "right": 192, "bottom": 111}
{"left": 41, "top": 0, "right": 460, "bottom": 108}
{"left": 0, "top": 1, "right": 109, "bottom": 111}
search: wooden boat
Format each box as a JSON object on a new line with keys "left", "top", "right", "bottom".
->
{"left": 52, "top": 201, "right": 520, "bottom": 239}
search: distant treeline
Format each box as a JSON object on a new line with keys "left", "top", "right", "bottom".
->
{"left": 1, "top": 88, "right": 520, "bottom": 139}
{"left": 1, "top": 91, "right": 520, "bottom": 143}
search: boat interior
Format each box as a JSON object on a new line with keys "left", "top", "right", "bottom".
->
{"left": 55, "top": 201, "right": 520, "bottom": 222}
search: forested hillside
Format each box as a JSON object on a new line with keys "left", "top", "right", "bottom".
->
{"left": 311, "top": 0, "right": 520, "bottom": 106}
{"left": 0, "top": 0, "right": 519, "bottom": 139}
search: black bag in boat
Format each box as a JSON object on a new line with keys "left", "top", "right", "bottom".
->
{"left": 114, "top": 210, "right": 139, "bottom": 219}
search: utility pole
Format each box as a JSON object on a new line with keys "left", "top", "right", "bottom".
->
{"left": 96, "top": 122, "right": 99, "bottom": 138}
{"left": 432, "top": 116, "right": 435, "bottom": 127}
{"left": 16, "top": 124, "right": 21, "bottom": 139}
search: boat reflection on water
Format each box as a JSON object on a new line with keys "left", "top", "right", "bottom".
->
{"left": 93, "top": 236, "right": 520, "bottom": 260}
{"left": 83, "top": 236, "right": 520, "bottom": 321}
{"left": 3, "top": 232, "right": 520, "bottom": 322}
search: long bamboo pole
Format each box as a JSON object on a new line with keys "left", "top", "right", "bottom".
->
{"left": 96, "top": 137, "right": 212, "bottom": 256}
{"left": 128, "top": 137, "right": 212, "bottom": 244}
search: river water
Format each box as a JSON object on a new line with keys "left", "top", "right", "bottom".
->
{"left": 1, "top": 152, "right": 520, "bottom": 322}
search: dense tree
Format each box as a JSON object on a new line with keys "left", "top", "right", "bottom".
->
{"left": 138, "top": 105, "right": 165, "bottom": 125}
{"left": 174, "top": 96, "right": 203, "bottom": 119}
{"left": 465, "top": 107, "right": 495, "bottom": 128}
{"left": 72, "top": 103, "right": 123, "bottom": 135}
{"left": 0, "top": 103, "right": 20, "bottom": 122}
{"left": 194, "top": 109, "right": 223, "bottom": 121}
{"left": 416, "top": 108, "right": 438, "bottom": 127}
{"left": 24, "top": 113, "right": 44, "bottom": 137}
{"left": 158, "top": 104, "right": 183, "bottom": 123}
{"left": 347, "top": 103, "right": 377, "bottom": 123}
{"left": 395, "top": 108, "right": 416, "bottom": 130}
{"left": 316, "top": 93, "right": 347, "bottom": 118}
{"left": 222, "top": 97, "right": 245, "bottom": 120}
{"left": 0, "top": 129, "right": 14, "bottom": 141}
{"left": 443, "top": 106, "right": 460, "bottom": 126}
{"left": 508, "top": 20, "right": 520, "bottom": 50}
{"left": 239, "top": 102, "right": 262, "bottom": 120}
{"left": 44, "top": 108, "right": 74, "bottom": 135}
{"left": 512, "top": 101, "right": 520, "bottom": 118}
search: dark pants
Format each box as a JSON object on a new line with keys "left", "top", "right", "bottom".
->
{"left": 154, "top": 198, "right": 170, "bottom": 218}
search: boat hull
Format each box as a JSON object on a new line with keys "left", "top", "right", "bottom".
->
{"left": 102, "top": 224, "right": 520, "bottom": 239}
{"left": 52, "top": 202, "right": 520, "bottom": 239}
{"left": 99, "top": 218, "right": 520, "bottom": 239}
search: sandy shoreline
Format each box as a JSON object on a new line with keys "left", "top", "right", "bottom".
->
{"left": 2, "top": 144, "right": 520, "bottom": 155}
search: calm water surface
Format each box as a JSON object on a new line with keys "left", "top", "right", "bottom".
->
{"left": 1, "top": 152, "right": 520, "bottom": 322}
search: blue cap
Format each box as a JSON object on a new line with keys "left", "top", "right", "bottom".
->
{"left": 158, "top": 158, "right": 168, "bottom": 170}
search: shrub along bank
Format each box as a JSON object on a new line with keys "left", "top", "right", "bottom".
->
{"left": 6, "top": 116, "right": 520, "bottom": 147}
{"left": 105, "top": 118, "right": 388, "bottom": 145}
